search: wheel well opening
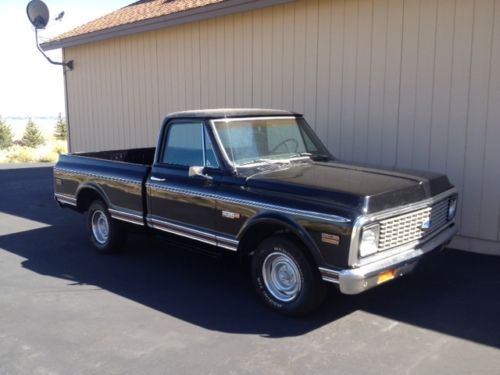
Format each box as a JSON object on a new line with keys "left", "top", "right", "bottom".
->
{"left": 77, "top": 189, "right": 104, "bottom": 213}
{"left": 238, "top": 222, "right": 310, "bottom": 263}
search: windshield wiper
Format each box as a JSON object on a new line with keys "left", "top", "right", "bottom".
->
{"left": 240, "top": 153, "right": 331, "bottom": 167}
{"left": 239, "top": 158, "right": 288, "bottom": 166}
{"left": 292, "top": 152, "right": 332, "bottom": 161}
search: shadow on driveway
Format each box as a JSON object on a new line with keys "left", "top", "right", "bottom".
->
{"left": 0, "top": 165, "right": 499, "bottom": 345}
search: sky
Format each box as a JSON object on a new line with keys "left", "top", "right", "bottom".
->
{"left": 0, "top": 0, "right": 130, "bottom": 118}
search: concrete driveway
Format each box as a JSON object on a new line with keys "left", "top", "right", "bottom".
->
{"left": 0, "top": 164, "right": 499, "bottom": 375}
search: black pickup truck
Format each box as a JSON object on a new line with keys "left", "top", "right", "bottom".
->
{"left": 54, "top": 109, "right": 458, "bottom": 315}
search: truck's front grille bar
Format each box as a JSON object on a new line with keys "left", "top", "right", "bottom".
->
{"left": 378, "top": 197, "right": 452, "bottom": 251}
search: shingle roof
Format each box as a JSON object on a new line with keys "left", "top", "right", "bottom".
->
{"left": 52, "top": 0, "right": 226, "bottom": 41}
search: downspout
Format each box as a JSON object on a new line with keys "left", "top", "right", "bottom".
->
{"left": 62, "top": 48, "right": 72, "bottom": 152}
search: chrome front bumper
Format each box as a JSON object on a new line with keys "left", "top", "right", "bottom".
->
{"left": 319, "top": 224, "right": 458, "bottom": 295}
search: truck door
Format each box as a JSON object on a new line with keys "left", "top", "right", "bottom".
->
{"left": 146, "top": 120, "right": 221, "bottom": 245}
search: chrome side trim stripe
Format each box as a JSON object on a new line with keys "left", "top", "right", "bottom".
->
{"left": 217, "top": 236, "right": 239, "bottom": 245}
{"left": 146, "top": 183, "right": 350, "bottom": 224}
{"left": 216, "top": 236, "right": 239, "bottom": 251}
{"left": 53, "top": 167, "right": 143, "bottom": 186}
{"left": 109, "top": 208, "right": 144, "bottom": 226}
{"left": 149, "top": 217, "right": 215, "bottom": 239}
{"left": 217, "top": 242, "right": 238, "bottom": 251}
{"left": 55, "top": 193, "right": 77, "bottom": 206}
{"left": 318, "top": 267, "right": 340, "bottom": 284}
{"left": 148, "top": 217, "right": 217, "bottom": 246}
{"left": 147, "top": 216, "right": 239, "bottom": 251}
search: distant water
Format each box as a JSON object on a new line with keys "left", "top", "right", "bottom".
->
{"left": 3, "top": 117, "right": 59, "bottom": 140}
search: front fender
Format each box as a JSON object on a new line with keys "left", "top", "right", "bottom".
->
{"left": 237, "top": 212, "right": 324, "bottom": 266}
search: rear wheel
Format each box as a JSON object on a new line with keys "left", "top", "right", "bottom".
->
{"left": 251, "top": 235, "right": 326, "bottom": 316}
{"left": 87, "top": 200, "right": 127, "bottom": 253}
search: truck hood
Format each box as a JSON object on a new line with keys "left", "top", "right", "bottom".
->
{"left": 242, "top": 161, "right": 452, "bottom": 213}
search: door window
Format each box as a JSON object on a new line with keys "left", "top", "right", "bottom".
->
{"left": 204, "top": 129, "right": 219, "bottom": 168}
{"left": 162, "top": 122, "right": 219, "bottom": 168}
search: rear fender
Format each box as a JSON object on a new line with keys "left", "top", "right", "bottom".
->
{"left": 76, "top": 183, "right": 111, "bottom": 211}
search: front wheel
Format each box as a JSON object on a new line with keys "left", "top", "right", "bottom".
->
{"left": 87, "top": 200, "right": 127, "bottom": 253}
{"left": 251, "top": 235, "right": 326, "bottom": 316}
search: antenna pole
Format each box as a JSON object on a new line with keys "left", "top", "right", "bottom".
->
{"left": 35, "top": 28, "right": 73, "bottom": 70}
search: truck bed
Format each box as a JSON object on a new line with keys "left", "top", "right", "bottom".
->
{"left": 54, "top": 147, "right": 155, "bottom": 224}
{"left": 76, "top": 147, "right": 156, "bottom": 166}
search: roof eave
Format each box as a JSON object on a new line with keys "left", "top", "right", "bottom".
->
{"left": 41, "top": 0, "right": 294, "bottom": 51}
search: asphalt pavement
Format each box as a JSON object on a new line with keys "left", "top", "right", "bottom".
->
{"left": 0, "top": 164, "right": 499, "bottom": 375}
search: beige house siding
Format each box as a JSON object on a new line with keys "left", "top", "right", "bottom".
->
{"left": 64, "top": 0, "right": 500, "bottom": 254}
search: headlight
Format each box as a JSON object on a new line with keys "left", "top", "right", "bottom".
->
{"left": 447, "top": 198, "right": 457, "bottom": 220}
{"left": 359, "top": 224, "right": 380, "bottom": 257}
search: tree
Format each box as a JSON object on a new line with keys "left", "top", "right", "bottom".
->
{"left": 0, "top": 116, "right": 14, "bottom": 150}
{"left": 54, "top": 113, "right": 68, "bottom": 140}
{"left": 22, "top": 118, "right": 45, "bottom": 148}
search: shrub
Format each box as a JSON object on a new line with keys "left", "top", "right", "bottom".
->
{"left": 54, "top": 113, "right": 68, "bottom": 140}
{"left": 7, "top": 146, "right": 37, "bottom": 163}
{"left": 53, "top": 140, "right": 68, "bottom": 155}
{"left": 0, "top": 116, "right": 14, "bottom": 150}
{"left": 22, "top": 118, "right": 45, "bottom": 148}
{"left": 5, "top": 145, "right": 60, "bottom": 163}
{"left": 38, "top": 151, "right": 59, "bottom": 163}
{"left": 0, "top": 149, "right": 8, "bottom": 163}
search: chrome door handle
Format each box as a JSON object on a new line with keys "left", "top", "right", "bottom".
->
{"left": 150, "top": 176, "right": 166, "bottom": 182}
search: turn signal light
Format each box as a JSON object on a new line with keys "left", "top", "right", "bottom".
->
{"left": 377, "top": 270, "right": 396, "bottom": 285}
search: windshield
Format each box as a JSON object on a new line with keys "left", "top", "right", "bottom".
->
{"left": 212, "top": 117, "right": 330, "bottom": 167}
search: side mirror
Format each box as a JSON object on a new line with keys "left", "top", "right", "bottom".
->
{"left": 188, "top": 166, "right": 213, "bottom": 180}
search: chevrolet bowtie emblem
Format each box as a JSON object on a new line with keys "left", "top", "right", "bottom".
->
{"left": 421, "top": 218, "right": 432, "bottom": 230}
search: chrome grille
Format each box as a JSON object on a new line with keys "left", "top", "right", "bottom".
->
{"left": 378, "top": 198, "right": 451, "bottom": 251}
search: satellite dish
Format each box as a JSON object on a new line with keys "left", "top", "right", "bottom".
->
{"left": 26, "top": 0, "right": 50, "bottom": 29}
{"left": 26, "top": 0, "right": 73, "bottom": 70}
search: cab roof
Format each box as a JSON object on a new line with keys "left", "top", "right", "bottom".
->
{"left": 165, "top": 108, "right": 302, "bottom": 120}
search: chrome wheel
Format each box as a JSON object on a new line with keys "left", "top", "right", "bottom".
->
{"left": 262, "top": 252, "right": 302, "bottom": 302}
{"left": 91, "top": 210, "right": 109, "bottom": 245}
